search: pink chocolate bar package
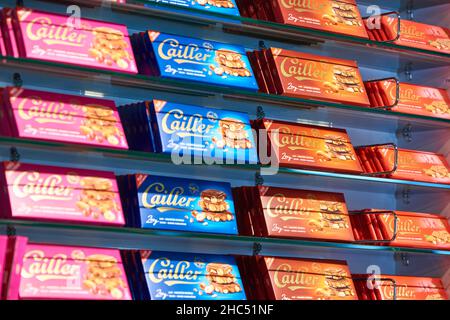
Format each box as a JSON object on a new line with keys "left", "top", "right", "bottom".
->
{"left": 2, "top": 87, "right": 128, "bottom": 149}
{"left": 0, "top": 162, "right": 126, "bottom": 226}
{"left": 12, "top": 8, "right": 137, "bottom": 74}
{"left": 18, "top": 244, "right": 131, "bottom": 300}
{"left": 0, "top": 236, "right": 7, "bottom": 298}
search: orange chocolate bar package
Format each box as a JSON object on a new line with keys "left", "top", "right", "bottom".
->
{"left": 259, "top": 256, "right": 358, "bottom": 300}
{"left": 376, "top": 275, "right": 447, "bottom": 300}
{"left": 372, "top": 210, "right": 450, "bottom": 250}
{"left": 246, "top": 0, "right": 368, "bottom": 39}
{"left": 254, "top": 118, "right": 364, "bottom": 174}
{"left": 261, "top": 48, "right": 370, "bottom": 106}
{"left": 237, "top": 185, "right": 355, "bottom": 242}
{"left": 381, "top": 16, "right": 450, "bottom": 54}
{"left": 375, "top": 147, "right": 450, "bottom": 184}
{"left": 365, "top": 80, "right": 450, "bottom": 120}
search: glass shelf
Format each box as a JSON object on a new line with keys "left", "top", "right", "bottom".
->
{"left": 37, "top": 0, "right": 450, "bottom": 70}
{"left": 0, "top": 136, "right": 449, "bottom": 193}
{"left": 1, "top": 219, "right": 449, "bottom": 277}
{"left": 1, "top": 219, "right": 449, "bottom": 256}
{"left": 1, "top": 55, "right": 449, "bottom": 132}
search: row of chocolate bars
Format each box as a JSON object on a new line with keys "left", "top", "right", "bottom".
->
{"left": 0, "top": 160, "right": 449, "bottom": 249}
{"left": 0, "top": 7, "right": 449, "bottom": 120}
{"left": 1, "top": 235, "right": 449, "bottom": 300}
{"left": 1, "top": 86, "right": 450, "bottom": 184}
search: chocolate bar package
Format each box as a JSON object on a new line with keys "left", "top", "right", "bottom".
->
{"left": 235, "top": 186, "right": 355, "bottom": 242}
{"left": 11, "top": 8, "right": 137, "bottom": 73}
{"left": 355, "top": 274, "right": 448, "bottom": 300}
{"left": 257, "top": 256, "right": 357, "bottom": 300}
{"left": 378, "top": 147, "right": 450, "bottom": 184}
{"left": 0, "top": 236, "right": 7, "bottom": 299}
{"left": 0, "top": 161, "right": 126, "bottom": 226}
{"left": 133, "top": 31, "right": 258, "bottom": 91}
{"left": 2, "top": 236, "right": 28, "bottom": 300}
{"left": 144, "top": 0, "right": 240, "bottom": 17}
{"left": 251, "top": 48, "right": 370, "bottom": 106}
{"left": 364, "top": 80, "right": 450, "bottom": 120}
{"left": 119, "top": 174, "right": 238, "bottom": 234}
{"left": 1, "top": 8, "right": 20, "bottom": 58}
{"left": 240, "top": 0, "right": 368, "bottom": 39}
{"left": 148, "top": 100, "right": 258, "bottom": 163}
{"left": 380, "top": 17, "right": 450, "bottom": 54}
{"left": 2, "top": 87, "right": 128, "bottom": 149}
{"left": 364, "top": 210, "right": 450, "bottom": 250}
{"left": 128, "top": 250, "right": 246, "bottom": 300}
{"left": 254, "top": 118, "right": 364, "bottom": 174}
{"left": 16, "top": 244, "right": 131, "bottom": 300}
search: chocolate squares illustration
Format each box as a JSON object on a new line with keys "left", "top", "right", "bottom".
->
{"left": 206, "top": 263, "right": 242, "bottom": 294}
{"left": 198, "top": 189, "right": 234, "bottom": 222}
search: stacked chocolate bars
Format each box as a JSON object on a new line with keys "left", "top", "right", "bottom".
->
{"left": 354, "top": 275, "right": 448, "bottom": 300}
{"left": 364, "top": 79, "right": 450, "bottom": 120}
{"left": 248, "top": 47, "right": 370, "bottom": 106}
{"left": 131, "top": 30, "right": 258, "bottom": 90}
{"left": 253, "top": 118, "right": 364, "bottom": 174}
{"left": 364, "top": 16, "right": 450, "bottom": 54}
{"left": 122, "top": 250, "right": 246, "bottom": 300}
{"left": 238, "top": 256, "right": 358, "bottom": 300}
{"left": 237, "top": 0, "right": 368, "bottom": 39}
{"left": 117, "top": 174, "right": 239, "bottom": 234}
{"left": 0, "top": 8, "right": 137, "bottom": 73}
{"left": 0, "top": 87, "right": 129, "bottom": 149}
{"left": 119, "top": 100, "right": 258, "bottom": 164}
{"left": 356, "top": 146, "right": 450, "bottom": 184}
{"left": 350, "top": 210, "right": 450, "bottom": 250}
{"left": 233, "top": 186, "right": 355, "bottom": 242}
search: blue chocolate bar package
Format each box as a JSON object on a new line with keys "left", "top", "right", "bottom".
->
{"left": 118, "top": 174, "right": 239, "bottom": 234}
{"left": 127, "top": 250, "right": 246, "bottom": 300}
{"left": 144, "top": 0, "right": 241, "bottom": 17}
{"left": 149, "top": 99, "right": 259, "bottom": 164}
{"left": 133, "top": 31, "right": 259, "bottom": 91}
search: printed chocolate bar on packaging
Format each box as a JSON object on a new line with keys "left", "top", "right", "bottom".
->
{"left": 13, "top": 8, "right": 137, "bottom": 73}
{"left": 255, "top": 118, "right": 364, "bottom": 174}
{"left": 365, "top": 80, "right": 450, "bottom": 120}
{"left": 260, "top": 256, "right": 357, "bottom": 300}
{"left": 381, "top": 17, "right": 450, "bottom": 54}
{"left": 134, "top": 31, "right": 258, "bottom": 90}
{"left": 0, "top": 161, "right": 126, "bottom": 226}
{"left": 377, "top": 147, "right": 450, "bottom": 184}
{"left": 148, "top": 100, "right": 258, "bottom": 163}
{"left": 3, "top": 87, "right": 128, "bottom": 149}
{"left": 135, "top": 250, "right": 246, "bottom": 300}
{"left": 375, "top": 275, "right": 448, "bottom": 300}
{"left": 144, "top": 0, "right": 240, "bottom": 17}
{"left": 262, "top": 48, "right": 370, "bottom": 106}
{"left": 120, "top": 174, "right": 238, "bottom": 234}
{"left": 374, "top": 210, "right": 450, "bottom": 250}
{"left": 18, "top": 244, "right": 131, "bottom": 300}
{"left": 266, "top": 0, "right": 368, "bottom": 38}
{"left": 254, "top": 186, "right": 355, "bottom": 242}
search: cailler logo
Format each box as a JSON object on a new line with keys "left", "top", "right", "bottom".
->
{"left": 400, "top": 24, "right": 425, "bottom": 38}
{"left": 272, "top": 127, "right": 322, "bottom": 150}
{"left": 280, "top": 0, "right": 327, "bottom": 12}
{"left": 158, "top": 38, "right": 212, "bottom": 65}
{"left": 274, "top": 263, "right": 319, "bottom": 290}
{"left": 12, "top": 171, "right": 76, "bottom": 201}
{"left": 382, "top": 215, "right": 421, "bottom": 234}
{"left": 25, "top": 16, "right": 87, "bottom": 46}
{"left": 390, "top": 87, "right": 420, "bottom": 102}
{"left": 17, "top": 96, "right": 77, "bottom": 124}
{"left": 148, "top": 258, "right": 202, "bottom": 286}
{"left": 21, "top": 250, "right": 80, "bottom": 281}
{"left": 141, "top": 182, "right": 195, "bottom": 209}
{"left": 382, "top": 283, "right": 415, "bottom": 299}
{"left": 280, "top": 58, "right": 328, "bottom": 82}
{"left": 266, "top": 194, "right": 316, "bottom": 220}
{"left": 161, "top": 109, "right": 214, "bottom": 136}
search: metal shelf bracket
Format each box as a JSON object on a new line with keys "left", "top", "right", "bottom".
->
{"left": 252, "top": 242, "right": 262, "bottom": 256}
{"left": 401, "top": 123, "right": 413, "bottom": 143}
{"left": 255, "top": 172, "right": 264, "bottom": 186}
{"left": 10, "top": 147, "right": 20, "bottom": 162}
{"left": 13, "top": 72, "right": 23, "bottom": 87}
